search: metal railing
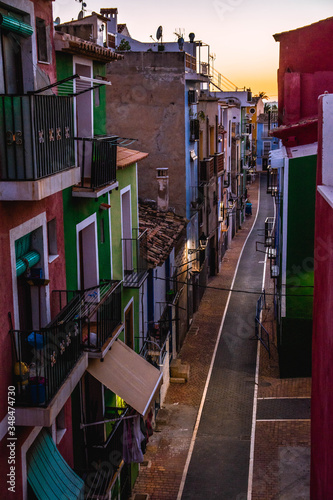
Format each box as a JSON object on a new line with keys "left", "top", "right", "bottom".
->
{"left": 53, "top": 280, "right": 122, "bottom": 352}
{"left": 267, "top": 168, "right": 278, "bottom": 195}
{"left": 11, "top": 294, "right": 82, "bottom": 407}
{"left": 265, "top": 216, "right": 275, "bottom": 248}
{"left": 255, "top": 290, "right": 270, "bottom": 357}
{"left": 75, "top": 136, "right": 117, "bottom": 189}
{"left": 140, "top": 333, "right": 169, "bottom": 368}
{"left": 185, "top": 53, "right": 196, "bottom": 71}
{"left": 0, "top": 94, "right": 75, "bottom": 181}
{"left": 214, "top": 152, "right": 224, "bottom": 175}
{"left": 200, "top": 157, "right": 215, "bottom": 183}
{"left": 83, "top": 406, "right": 129, "bottom": 499}
{"left": 122, "top": 229, "right": 148, "bottom": 287}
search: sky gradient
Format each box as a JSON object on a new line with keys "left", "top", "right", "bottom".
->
{"left": 53, "top": 0, "right": 333, "bottom": 100}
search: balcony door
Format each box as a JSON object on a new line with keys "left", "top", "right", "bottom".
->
{"left": 124, "top": 301, "right": 134, "bottom": 350}
{"left": 121, "top": 187, "right": 133, "bottom": 274}
{"left": 74, "top": 58, "right": 93, "bottom": 181}
{"left": 1, "top": 31, "right": 23, "bottom": 94}
{"left": 77, "top": 215, "right": 99, "bottom": 290}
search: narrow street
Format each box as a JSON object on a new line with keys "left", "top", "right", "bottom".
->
{"left": 132, "top": 175, "right": 279, "bottom": 500}
{"left": 180, "top": 173, "right": 273, "bottom": 499}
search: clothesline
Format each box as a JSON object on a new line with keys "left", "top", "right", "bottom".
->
{"left": 80, "top": 413, "right": 138, "bottom": 429}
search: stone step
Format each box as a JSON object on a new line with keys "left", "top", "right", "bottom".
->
{"left": 170, "top": 377, "right": 186, "bottom": 384}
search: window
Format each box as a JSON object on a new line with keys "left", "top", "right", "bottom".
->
{"left": 263, "top": 141, "right": 271, "bottom": 157}
{"left": 190, "top": 119, "right": 200, "bottom": 142}
{"left": 156, "top": 168, "right": 168, "bottom": 178}
{"left": 47, "top": 219, "right": 58, "bottom": 262}
{"left": 188, "top": 89, "right": 198, "bottom": 105}
{"left": 36, "top": 18, "right": 49, "bottom": 63}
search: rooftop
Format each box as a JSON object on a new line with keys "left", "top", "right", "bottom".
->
{"left": 139, "top": 204, "right": 187, "bottom": 267}
{"left": 117, "top": 147, "right": 148, "bottom": 169}
{"left": 54, "top": 31, "right": 123, "bottom": 62}
{"left": 273, "top": 16, "right": 333, "bottom": 41}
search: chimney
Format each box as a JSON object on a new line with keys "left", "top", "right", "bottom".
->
{"left": 156, "top": 168, "right": 169, "bottom": 211}
{"left": 100, "top": 8, "right": 118, "bottom": 34}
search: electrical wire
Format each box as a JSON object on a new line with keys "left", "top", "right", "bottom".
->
{"left": 152, "top": 275, "right": 314, "bottom": 298}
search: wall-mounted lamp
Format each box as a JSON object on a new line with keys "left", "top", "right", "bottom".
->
{"left": 100, "top": 203, "right": 111, "bottom": 210}
{"left": 188, "top": 233, "right": 208, "bottom": 254}
{"left": 199, "top": 232, "right": 208, "bottom": 250}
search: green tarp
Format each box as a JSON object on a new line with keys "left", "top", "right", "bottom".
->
{"left": 27, "top": 429, "right": 84, "bottom": 499}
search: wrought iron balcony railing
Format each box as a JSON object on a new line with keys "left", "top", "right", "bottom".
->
{"left": 122, "top": 229, "right": 148, "bottom": 287}
{"left": 0, "top": 94, "right": 75, "bottom": 181}
{"left": 74, "top": 136, "right": 117, "bottom": 190}
{"left": 267, "top": 167, "right": 278, "bottom": 195}
{"left": 53, "top": 280, "right": 122, "bottom": 353}
{"left": 81, "top": 406, "right": 130, "bottom": 499}
{"left": 214, "top": 152, "right": 224, "bottom": 175}
{"left": 11, "top": 293, "right": 82, "bottom": 407}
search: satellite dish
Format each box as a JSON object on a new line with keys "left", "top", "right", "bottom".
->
{"left": 189, "top": 32, "right": 195, "bottom": 43}
{"left": 54, "top": 17, "right": 61, "bottom": 25}
{"left": 156, "top": 26, "right": 163, "bottom": 41}
{"left": 78, "top": 10, "right": 84, "bottom": 20}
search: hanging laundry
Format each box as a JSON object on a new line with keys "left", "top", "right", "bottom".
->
{"left": 122, "top": 415, "right": 146, "bottom": 463}
{"left": 131, "top": 415, "right": 145, "bottom": 463}
{"left": 122, "top": 419, "right": 133, "bottom": 464}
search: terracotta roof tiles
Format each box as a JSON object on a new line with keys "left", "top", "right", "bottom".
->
{"left": 139, "top": 203, "right": 187, "bottom": 268}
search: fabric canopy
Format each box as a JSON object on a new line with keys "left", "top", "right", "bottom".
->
{"left": 27, "top": 429, "right": 84, "bottom": 500}
{"left": 87, "top": 339, "right": 163, "bottom": 416}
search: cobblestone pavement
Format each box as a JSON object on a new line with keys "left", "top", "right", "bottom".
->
{"left": 132, "top": 174, "right": 311, "bottom": 500}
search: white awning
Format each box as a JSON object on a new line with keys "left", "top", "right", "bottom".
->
{"left": 269, "top": 147, "right": 287, "bottom": 169}
{"left": 87, "top": 340, "right": 163, "bottom": 416}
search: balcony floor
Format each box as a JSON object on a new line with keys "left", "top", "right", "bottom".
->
{"left": 0, "top": 166, "right": 81, "bottom": 201}
{"left": 72, "top": 180, "right": 119, "bottom": 198}
{"left": 82, "top": 322, "right": 124, "bottom": 358}
{"left": 123, "top": 271, "right": 148, "bottom": 288}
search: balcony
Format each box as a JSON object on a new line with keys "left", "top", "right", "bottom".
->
{"left": 0, "top": 94, "right": 80, "bottom": 200}
{"left": 265, "top": 217, "right": 275, "bottom": 247}
{"left": 11, "top": 293, "right": 87, "bottom": 426}
{"left": 72, "top": 136, "right": 118, "bottom": 198}
{"left": 122, "top": 229, "right": 148, "bottom": 287}
{"left": 214, "top": 152, "right": 224, "bottom": 176}
{"left": 185, "top": 53, "right": 196, "bottom": 72}
{"left": 53, "top": 280, "right": 123, "bottom": 358}
{"left": 200, "top": 157, "right": 215, "bottom": 183}
{"left": 267, "top": 167, "right": 278, "bottom": 195}
{"left": 83, "top": 405, "right": 130, "bottom": 499}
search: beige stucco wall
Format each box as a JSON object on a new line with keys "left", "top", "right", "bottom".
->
{"left": 106, "top": 52, "right": 187, "bottom": 216}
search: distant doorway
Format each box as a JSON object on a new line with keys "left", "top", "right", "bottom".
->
{"left": 77, "top": 215, "right": 99, "bottom": 290}
{"left": 124, "top": 301, "right": 134, "bottom": 350}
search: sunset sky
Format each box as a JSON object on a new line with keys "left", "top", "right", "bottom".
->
{"left": 53, "top": 0, "right": 332, "bottom": 101}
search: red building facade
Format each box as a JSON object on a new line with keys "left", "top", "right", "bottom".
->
{"left": 311, "top": 93, "right": 333, "bottom": 499}
{"left": 0, "top": 1, "right": 80, "bottom": 497}
{"left": 273, "top": 16, "right": 333, "bottom": 147}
